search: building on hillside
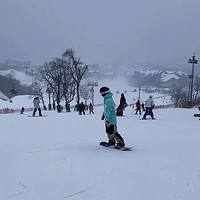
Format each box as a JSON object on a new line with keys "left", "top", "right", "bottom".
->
{"left": 161, "top": 77, "right": 179, "bottom": 88}
{"left": 161, "top": 72, "right": 182, "bottom": 89}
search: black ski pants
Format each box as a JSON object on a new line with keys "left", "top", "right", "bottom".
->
{"left": 143, "top": 107, "right": 154, "bottom": 119}
{"left": 135, "top": 108, "right": 141, "bottom": 115}
{"left": 33, "top": 108, "right": 42, "bottom": 116}
{"left": 105, "top": 124, "right": 125, "bottom": 145}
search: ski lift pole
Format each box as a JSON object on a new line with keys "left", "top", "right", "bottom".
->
{"left": 88, "top": 81, "right": 98, "bottom": 105}
{"left": 188, "top": 55, "right": 198, "bottom": 107}
{"left": 138, "top": 85, "right": 141, "bottom": 101}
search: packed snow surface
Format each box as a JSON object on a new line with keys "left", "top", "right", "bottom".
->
{"left": 1, "top": 106, "right": 200, "bottom": 200}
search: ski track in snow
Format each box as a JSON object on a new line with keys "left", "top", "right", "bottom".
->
{"left": 64, "top": 167, "right": 115, "bottom": 199}
{"left": 28, "top": 147, "right": 68, "bottom": 154}
{"left": 7, "top": 192, "right": 24, "bottom": 198}
{"left": 7, "top": 182, "right": 37, "bottom": 200}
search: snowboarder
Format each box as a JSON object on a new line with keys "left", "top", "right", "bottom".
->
{"left": 32, "top": 97, "right": 42, "bottom": 117}
{"left": 116, "top": 93, "right": 127, "bottom": 116}
{"left": 89, "top": 103, "right": 94, "bottom": 114}
{"left": 142, "top": 95, "right": 155, "bottom": 119}
{"left": 135, "top": 100, "right": 141, "bottom": 115}
{"left": 99, "top": 87, "right": 125, "bottom": 148}
{"left": 20, "top": 107, "right": 24, "bottom": 114}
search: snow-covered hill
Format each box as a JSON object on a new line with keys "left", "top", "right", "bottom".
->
{"left": 0, "top": 107, "right": 200, "bottom": 200}
{"left": 0, "top": 69, "right": 33, "bottom": 86}
{"left": 0, "top": 58, "right": 31, "bottom": 71}
{"left": 0, "top": 91, "right": 9, "bottom": 101}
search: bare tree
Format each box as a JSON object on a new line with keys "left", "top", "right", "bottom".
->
{"left": 62, "top": 68, "right": 76, "bottom": 112}
{"left": 193, "top": 76, "right": 200, "bottom": 104}
{"left": 40, "top": 58, "right": 64, "bottom": 112}
{"left": 62, "top": 48, "right": 87, "bottom": 105}
{"left": 170, "top": 87, "right": 188, "bottom": 108}
{"left": 80, "top": 85, "right": 92, "bottom": 105}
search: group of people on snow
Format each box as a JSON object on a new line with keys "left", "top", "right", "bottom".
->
{"left": 30, "top": 98, "right": 94, "bottom": 117}
{"left": 133, "top": 97, "right": 155, "bottom": 119}
{"left": 115, "top": 92, "right": 155, "bottom": 120}
{"left": 30, "top": 89, "right": 154, "bottom": 120}
{"left": 76, "top": 102, "right": 94, "bottom": 115}
{"left": 28, "top": 87, "right": 155, "bottom": 149}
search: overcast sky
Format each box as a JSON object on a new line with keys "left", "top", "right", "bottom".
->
{"left": 0, "top": 0, "right": 200, "bottom": 67}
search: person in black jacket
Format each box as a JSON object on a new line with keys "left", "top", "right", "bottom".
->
{"left": 116, "top": 93, "right": 127, "bottom": 116}
{"left": 79, "top": 102, "right": 85, "bottom": 115}
{"left": 20, "top": 107, "right": 25, "bottom": 114}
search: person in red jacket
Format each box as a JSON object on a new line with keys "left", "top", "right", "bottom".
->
{"left": 135, "top": 100, "right": 141, "bottom": 115}
{"left": 89, "top": 103, "right": 94, "bottom": 114}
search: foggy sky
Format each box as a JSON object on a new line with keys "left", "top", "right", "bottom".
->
{"left": 0, "top": 0, "right": 200, "bottom": 67}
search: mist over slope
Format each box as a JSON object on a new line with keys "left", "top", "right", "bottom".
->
{"left": 0, "top": 61, "right": 180, "bottom": 109}
{"left": 0, "top": 76, "right": 172, "bottom": 110}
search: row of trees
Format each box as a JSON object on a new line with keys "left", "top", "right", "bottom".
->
{"left": 37, "top": 48, "right": 87, "bottom": 112}
{"left": 170, "top": 76, "right": 200, "bottom": 108}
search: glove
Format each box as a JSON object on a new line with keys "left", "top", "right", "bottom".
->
{"left": 105, "top": 121, "right": 110, "bottom": 127}
{"left": 101, "top": 114, "right": 105, "bottom": 120}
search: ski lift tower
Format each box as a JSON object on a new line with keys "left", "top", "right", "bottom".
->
{"left": 138, "top": 85, "right": 141, "bottom": 100}
{"left": 88, "top": 81, "right": 98, "bottom": 105}
{"left": 188, "top": 55, "right": 198, "bottom": 107}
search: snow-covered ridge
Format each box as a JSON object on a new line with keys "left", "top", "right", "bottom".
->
{"left": 127, "top": 68, "right": 187, "bottom": 83}
{"left": 0, "top": 91, "right": 9, "bottom": 101}
{"left": 0, "top": 69, "right": 32, "bottom": 86}
{"left": 127, "top": 68, "right": 162, "bottom": 76}
{"left": 0, "top": 58, "right": 31, "bottom": 65}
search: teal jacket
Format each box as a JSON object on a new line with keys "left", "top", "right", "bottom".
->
{"left": 103, "top": 93, "right": 117, "bottom": 125}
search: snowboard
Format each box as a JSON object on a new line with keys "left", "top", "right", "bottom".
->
{"left": 139, "top": 118, "right": 156, "bottom": 120}
{"left": 194, "top": 114, "right": 200, "bottom": 117}
{"left": 28, "top": 115, "right": 47, "bottom": 117}
{"left": 121, "top": 103, "right": 128, "bottom": 110}
{"left": 100, "top": 142, "right": 132, "bottom": 151}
